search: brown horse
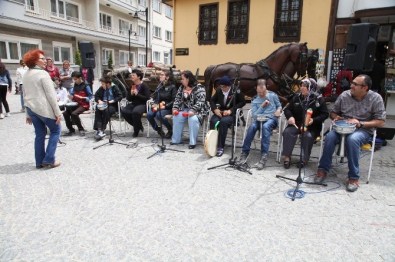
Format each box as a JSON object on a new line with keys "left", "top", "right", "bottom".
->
{"left": 204, "top": 43, "right": 308, "bottom": 102}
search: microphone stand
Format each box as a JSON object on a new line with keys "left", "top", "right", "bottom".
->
{"left": 94, "top": 86, "right": 129, "bottom": 150}
{"left": 207, "top": 79, "right": 252, "bottom": 175}
{"left": 147, "top": 82, "right": 185, "bottom": 159}
{"left": 276, "top": 93, "right": 326, "bottom": 200}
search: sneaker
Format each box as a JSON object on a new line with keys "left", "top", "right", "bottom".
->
{"left": 0, "top": 114, "right": 4, "bottom": 119}
{"left": 5, "top": 112, "right": 11, "bottom": 117}
{"left": 314, "top": 169, "right": 327, "bottom": 183}
{"left": 42, "top": 161, "right": 61, "bottom": 169}
{"left": 98, "top": 130, "right": 106, "bottom": 138}
{"left": 216, "top": 148, "right": 224, "bottom": 157}
{"left": 164, "top": 131, "right": 173, "bottom": 139}
{"left": 255, "top": 154, "right": 267, "bottom": 170}
{"left": 238, "top": 152, "right": 249, "bottom": 164}
{"left": 346, "top": 179, "right": 359, "bottom": 192}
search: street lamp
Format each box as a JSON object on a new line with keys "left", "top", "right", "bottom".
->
{"left": 128, "top": 24, "right": 137, "bottom": 62}
{"left": 134, "top": 7, "right": 149, "bottom": 67}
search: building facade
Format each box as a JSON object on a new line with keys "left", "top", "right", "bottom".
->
{"left": 0, "top": 0, "right": 174, "bottom": 78}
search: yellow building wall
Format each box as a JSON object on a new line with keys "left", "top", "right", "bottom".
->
{"left": 173, "top": 0, "right": 331, "bottom": 74}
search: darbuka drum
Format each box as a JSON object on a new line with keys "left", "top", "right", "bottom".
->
{"left": 97, "top": 103, "right": 108, "bottom": 111}
{"left": 333, "top": 120, "right": 356, "bottom": 158}
{"left": 58, "top": 101, "right": 66, "bottom": 111}
{"left": 256, "top": 114, "right": 269, "bottom": 122}
{"left": 333, "top": 120, "right": 356, "bottom": 134}
{"left": 204, "top": 130, "right": 218, "bottom": 157}
{"left": 65, "top": 101, "right": 78, "bottom": 111}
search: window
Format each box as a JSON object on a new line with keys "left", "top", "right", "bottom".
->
{"left": 119, "top": 51, "right": 129, "bottom": 66}
{"left": 100, "top": 13, "right": 112, "bottom": 32}
{"left": 138, "top": 53, "right": 146, "bottom": 66}
{"left": 164, "top": 52, "right": 170, "bottom": 65}
{"left": 102, "top": 48, "right": 114, "bottom": 65}
{"left": 119, "top": 19, "right": 130, "bottom": 36}
{"left": 26, "top": 0, "right": 36, "bottom": 12}
{"left": 138, "top": 26, "right": 146, "bottom": 38}
{"left": 153, "top": 26, "right": 161, "bottom": 39}
{"left": 138, "top": 0, "right": 146, "bottom": 7}
{"left": 198, "top": 4, "right": 218, "bottom": 45}
{"left": 274, "top": 0, "right": 303, "bottom": 42}
{"left": 165, "top": 30, "right": 172, "bottom": 42}
{"left": 53, "top": 42, "right": 72, "bottom": 63}
{"left": 0, "top": 34, "right": 40, "bottom": 62}
{"left": 226, "top": 0, "right": 249, "bottom": 44}
{"left": 153, "top": 51, "right": 161, "bottom": 62}
{"left": 164, "top": 5, "right": 173, "bottom": 19}
{"left": 50, "top": 0, "right": 79, "bottom": 22}
{"left": 153, "top": 0, "right": 161, "bottom": 13}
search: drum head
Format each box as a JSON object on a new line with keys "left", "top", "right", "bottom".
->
{"left": 204, "top": 130, "right": 218, "bottom": 157}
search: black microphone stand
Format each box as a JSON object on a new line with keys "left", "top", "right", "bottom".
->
{"left": 276, "top": 93, "right": 326, "bottom": 200}
{"left": 94, "top": 86, "right": 129, "bottom": 150}
{"left": 207, "top": 79, "right": 252, "bottom": 175}
{"left": 147, "top": 82, "right": 185, "bottom": 159}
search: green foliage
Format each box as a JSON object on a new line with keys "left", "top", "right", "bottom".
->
{"left": 75, "top": 49, "right": 82, "bottom": 66}
{"left": 107, "top": 53, "right": 113, "bottom": 69}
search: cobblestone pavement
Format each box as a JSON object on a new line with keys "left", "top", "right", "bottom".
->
{"left": 1, "top": 90, "right": 394, "bottom": 261}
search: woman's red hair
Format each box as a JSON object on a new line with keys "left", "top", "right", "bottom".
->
{"left": 23, "top": 49, "right": 44, "bottom": 68}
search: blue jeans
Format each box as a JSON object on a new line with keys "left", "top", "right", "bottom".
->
{"left": 171, "top": 111, "right": 200, "bottom": 145}
{"left": 318, "top": 129, "right": 371, "bottom": 180}
{"left": 242, "top": 118, "right": 278, "bottom": 155}
{"left": 147, "top": 109, "right": 172, "bottom": 131}
{"left": 26, "top": 107, "right": 61, "bottom": 167}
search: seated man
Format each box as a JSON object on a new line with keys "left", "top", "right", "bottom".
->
{"left": 210, "top": 75, "right": 245, "bottom": 157}
{"left": 93, "top": 76, "right": 123, "bottom": 141}
{"left": 238, "top": 79, "right": 282, "bottom": 169}
{"left": 63, "top": 71, "right": 93, "bottom": 136}
{"left": 315, "top": 74, "right": 386, "bottom": 192}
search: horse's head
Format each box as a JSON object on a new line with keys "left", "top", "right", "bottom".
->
{"left": 290, "top": 42, "right": 308, "bottom": 77}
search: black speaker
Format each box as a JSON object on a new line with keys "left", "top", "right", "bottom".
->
{"left": 344, "top": 23, "right": 379, "bottom": 71}
{"left": 78, "top": 41, "right": 96, "bottom": 68}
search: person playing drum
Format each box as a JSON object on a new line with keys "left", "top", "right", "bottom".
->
{"left": 63, "top": 71, "right": 93, "bottom": 136}
{"left": 209, "top": 75, "right": 246, "bottom": 157}
{"left": 237, "top": 79, "right": 282, "bottom": 169}
{"left": 314, "top": 74, "right": 386, "bottom": 192}
{"left": 93, "top": 76, "right": 123, "bottom": 141}
{"left": 282, "top": 78, "right": 329, "bottom": 169}
{"left": 53, "top": 77, "right": 68, "bottom": 111}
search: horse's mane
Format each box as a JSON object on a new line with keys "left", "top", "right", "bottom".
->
{"left": 256, "top": 43, "right": 298, "bottom": 64}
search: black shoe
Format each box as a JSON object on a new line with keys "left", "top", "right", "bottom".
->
{"left": 64, "top": 129, "right": 75, "bottom": 136}
{"left": 188, "top": 144, "right": 196, "bottom": 149}
{"left": 165, "top": 131, "right": 172, "bottom": 139}
{"left": 79, "top": 129, "right": 86, "bottom": 136}
{"left": 157, "top": 128, "right": 165, "bottom": 137}
{"left": 133, "top": 132, "right": 139, "bottom": 138}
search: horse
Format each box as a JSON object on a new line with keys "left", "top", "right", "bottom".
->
{"left": 204, "top": 42, "right": 308, "bottom": 103}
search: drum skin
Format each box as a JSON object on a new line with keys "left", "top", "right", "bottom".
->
{"left": 65, "top": 102, "right": 79, "bottom": 111}
{"left": 205, "top": 130, "right": 218, "bottom": 157}
{"left": 333, "top": 120, "right": 356, "bottom": 134}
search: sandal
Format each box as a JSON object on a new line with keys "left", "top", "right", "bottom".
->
{"left": 283, "top": 156, "right": 291, "bottom": 169}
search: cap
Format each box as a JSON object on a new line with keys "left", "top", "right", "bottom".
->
{"left": 217, "top": 75, "right": 232, "bottom": 86}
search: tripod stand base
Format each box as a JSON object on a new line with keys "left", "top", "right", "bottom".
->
{"left": 276, "top": 174, "right": 327, "bottom": 201}
{"left": 93, "top": 139, "right": 129, "bottom": 150}
{"left": 147, "top": 144, "right": 185, "bottom": 159}
{"left": 208, "top": 158, "right": 252, "bottom": 175}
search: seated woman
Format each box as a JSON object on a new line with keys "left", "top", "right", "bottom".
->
{"left": 53, "top": 77, "right": 68, "bottom": 111}
{"left": 147, "top": 70, "right": 177, "bottom": 138}
{"left": 282, "top": 78, "right": 329, "bottom": 168}
{"left": 209, "top": 75, "right": 245, "bottom": 157}
{"left": 120, "top": 69, "right": 150, "bottom": 137}
{"left": 93, "top": 76, "right": 123, "bottom": 141}
{"left": 171, "top": 70, "right": 209, "bottom": 149}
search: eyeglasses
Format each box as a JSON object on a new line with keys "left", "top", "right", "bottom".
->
{"left": 351, "top": 82, "right": 366, "bottom": 87}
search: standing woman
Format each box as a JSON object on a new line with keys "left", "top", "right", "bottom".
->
{"left": 59, "top": 60, "right": 74, "bottom": 90}
{"left": 171, "top": 70, "right": 209, "bottom": 149}
{"left": 0, "top": 62, "right": 12, "bottom": 119}
{"left": 23, "top": 49, "right": 62, "bottom": 168}
{"left": 147, "top": 70, "right": 177, "bottom": 138}
{"left": 16, "top": 59, "right": 28, "bottom": 112}
{"left": 121, "top": 69, "right": 150, "bottom": 137}
{"left": 45, "top": 57, "right": 60, "bottom": 79}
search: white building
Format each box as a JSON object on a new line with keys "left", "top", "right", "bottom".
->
{"left": 0, "top": 0, "right": 173, "bottom": 78}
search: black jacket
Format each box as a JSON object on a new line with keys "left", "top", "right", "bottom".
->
{"left": 94, "top": 85, "right": 122, "bottom": 103}
{"left": 151, "top": 82, "right": 177, "bottom": 110}
{"left": 284, "top": 92, "right": 329, "bottom": 136}
{"left": 210, "top": 87, "right": 246, "bottom": 115}
{"left": 126, "top": 82, "right": 150, "bottom": 106}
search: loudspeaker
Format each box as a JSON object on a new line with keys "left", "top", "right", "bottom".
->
{"left": 78, "top": 41, "right": 96, "bottom": 69}
{"left": 344, "top": 23, "right": 379, "bottom": 71}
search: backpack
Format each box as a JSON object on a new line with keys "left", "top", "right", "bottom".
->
{"left": 340, "top": 76, "right": 350, "bottom": 91}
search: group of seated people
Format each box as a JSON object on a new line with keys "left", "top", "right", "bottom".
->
{"left": 59, "top": 69, "right": 386, "bottom": 192}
